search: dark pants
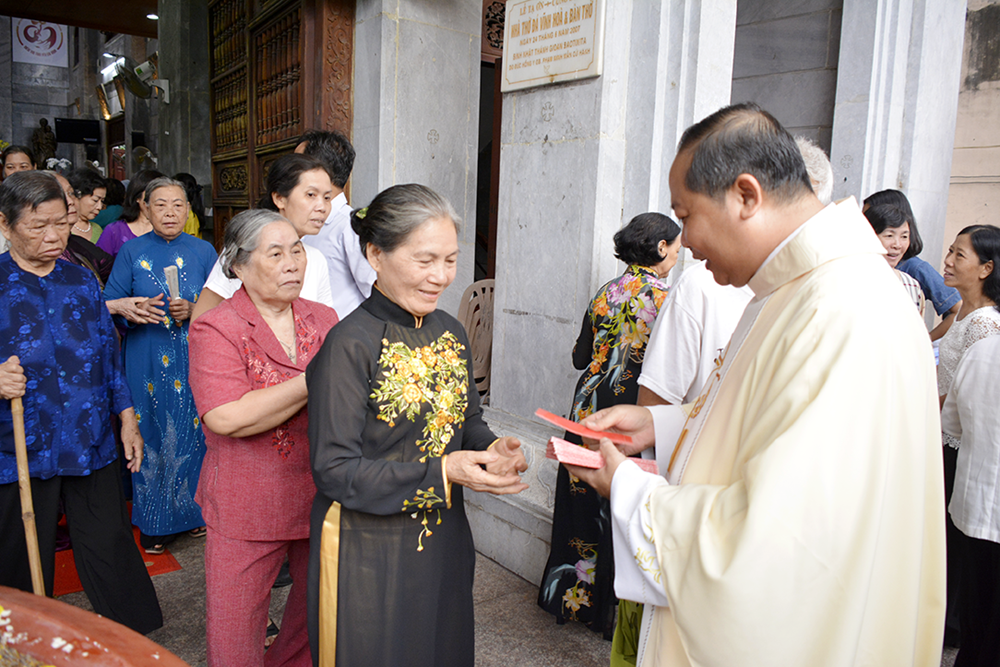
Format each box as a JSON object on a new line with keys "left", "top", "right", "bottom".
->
{"left": 944, "top": 445, "right": 963, "bottom": 645}
{"left": 955, "top": 532, "right": 1000, "bottom": 667}
{"left": 0, "top": 459, "right": 163, "bottom": 634}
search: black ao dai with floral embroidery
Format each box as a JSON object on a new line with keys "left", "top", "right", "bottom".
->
{"left": 305, "top": 287, "right": 496, "bottom": 667}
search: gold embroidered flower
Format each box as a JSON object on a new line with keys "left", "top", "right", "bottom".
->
{"left": 194, "top": 417, "right": 200, "bottom": 427}
{"left": 175, "top": 257, "right": 184, "bottom": 268}
{"left": 438, "top": 389, "right": 454, "bottom": 409}
{"left": 371, "top": 331, "right": 469, "bottom": 462}
{"left": 402, "top": 383, "right": 422, "bottom": 404}
{"left": 147, "top": 382, "right": 154, "bottom": 394}
{"left": 174, "top": 379, "right": 182, "bottom": 391}
{"left": 161, "top": 354, "right": 170, "bottom": 366}
{"left": 140, "top": 260, "right": 151, "bottom": 270}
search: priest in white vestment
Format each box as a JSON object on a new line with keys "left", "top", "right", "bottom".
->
{"left": 570, "top": 103, "right": 945, "bottom": 667}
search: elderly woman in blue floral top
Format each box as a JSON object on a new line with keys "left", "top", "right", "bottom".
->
{"left": 0, "top": 171, "right": 162, "bottom": 633}
{"left": 538, "top": 212, "right": 681, "bottom": 638}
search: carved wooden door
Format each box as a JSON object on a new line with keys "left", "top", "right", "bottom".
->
{"left": 208, "top": 0, "right": 353, "bottom": 248}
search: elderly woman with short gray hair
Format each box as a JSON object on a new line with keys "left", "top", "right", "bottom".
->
{"left": 305, "top": 183, "right": 527, "bottom": 666}
{"left": 188, "top": 208, "right": 338, "bottom": 667}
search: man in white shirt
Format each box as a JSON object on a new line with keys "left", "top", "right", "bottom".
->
{"left": 296, "top": 131, "right": 376, "bottom": 318}
{"left": 570, "top": 103, "right": 945, "bottom": 667}
{"left": 638, "top": 261, "right": 752, "bottom": 407}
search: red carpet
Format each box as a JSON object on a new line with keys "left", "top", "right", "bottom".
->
{"left": 53, "top": 525, "right": 181, "bottom": 598}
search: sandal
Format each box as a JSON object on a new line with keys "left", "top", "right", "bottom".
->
{"left": 188, "top": 527, "right": 207, "bottom": 538}
{"left": 144, "top": 543, "right": 166, "bottom": 555}
{"left": 264, "top": 619, "right": 279, "bottom": 649}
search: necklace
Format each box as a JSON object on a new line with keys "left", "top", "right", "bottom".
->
{"left": 73, "top": 220, "right": 92, "bottom": 234}
{"left": 277, "top": 335, "right": 297, "bottom": 363}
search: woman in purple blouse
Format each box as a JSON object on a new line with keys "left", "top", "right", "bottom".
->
{"left": 96, "top": 169, "right": 164, "bottom": 257}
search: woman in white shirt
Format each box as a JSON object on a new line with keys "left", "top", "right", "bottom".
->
{"left": 937, "top": 224, "right": 1000, "bottom": 652}
{"left": 192, "top": 154, "right": 335, "bottom": 322}
{"left": 942, "top": 333, "right": 1000, "bottom": 667}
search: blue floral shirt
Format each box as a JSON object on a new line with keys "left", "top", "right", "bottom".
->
{"left": 0, "top": 255, "right": 132, "bottom": 484}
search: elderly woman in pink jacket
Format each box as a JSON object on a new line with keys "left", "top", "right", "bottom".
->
{"left": 189, "top": 209, "right": 338, "bottom": 667}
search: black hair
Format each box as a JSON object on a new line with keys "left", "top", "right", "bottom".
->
{"left": 351, "top": 183, "right": 459, "bottom": 256}
{"left": 0, "top": 171, "right": 67, "bottom": 229}
{"left": 863, "top": 189, "right": 923, "bottom": 259}
{"left": 2, "top": 145, "right": 36, "bottom": 170}
{"left": 863, "top": 204, "right": 908, "bottom": 235}
{"left": 613, "top": 212, "right": 681, "bottom": 266}
{"left": 677, "top": 102, "right": 813, "bottom": 204}
{"left": 257, "top": 154, "right": 330, "bottom": 210}
{"left": 300, "top": 130, "right": 355, "bottom": 188}
{"left": 173, "top": 172, "right": 206, "bottom": 225}
{"left": 957, "top": 224, "right": 1000, "bottom": 312}
{"left": 67, "top": 168, "right": 107, "bottom": 198}
{"left": 122, "top": 169, "right": 165, "bottom": 222}
{"left": 104, "top": 178, "right": 126, "bottom": 207}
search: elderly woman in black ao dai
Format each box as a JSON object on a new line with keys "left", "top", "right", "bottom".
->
{"left": 305, "top": 184, "right": 528, "bottom": 667}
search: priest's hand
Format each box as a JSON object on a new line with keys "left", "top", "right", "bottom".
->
{"left": 579, "top": 404, "right": 655, "bottom": 457}
{"left": 446, "top": 450, "right": 528, "bottom": 495}
{"left": 0, "top": 356, "right": 26, "bottom": 400}
{"left": 485, "top": 437, "right": 528, "bottom": 477}
{"left": 565, "top": 439, "right": 626, "bottom": 499}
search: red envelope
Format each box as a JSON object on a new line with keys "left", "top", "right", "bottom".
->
{"left": 535, "top": 408, "right": 633, "bottom": 446}
{"left": 546, "top": 437, "right": 658, "bottom": 475}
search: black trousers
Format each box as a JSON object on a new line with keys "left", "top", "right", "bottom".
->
{"left": 955, "top": 532, "right": 1000, "bottom": 667}
{"left": 0, "top": 459, "right": 163, "bottom": 634}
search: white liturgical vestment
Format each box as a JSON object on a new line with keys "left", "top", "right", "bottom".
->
{"left": 612, "top": 198, "right": 945, "bottom": 666}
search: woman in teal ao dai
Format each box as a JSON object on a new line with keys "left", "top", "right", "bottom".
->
{"left": 104, "top": 177, "right": 217, "bottom": 551}
{"left": 538, "top": 213, "right": 680, "bottom": 641}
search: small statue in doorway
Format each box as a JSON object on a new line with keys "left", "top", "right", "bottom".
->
{"left": 31, "top": 118, "right": 58, "bottom": 164}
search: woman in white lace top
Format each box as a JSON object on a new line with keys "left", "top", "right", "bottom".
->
{"left": 936, "top": 224, "right": 1000, "bottom": 650}
{"left": 938, "top": 225, "right": 1000, "bottom": 414}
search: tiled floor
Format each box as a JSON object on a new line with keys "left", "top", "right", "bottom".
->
{"left": 58, "top": 532, "right": 958, "bottom": 666}
{"left": 58, "top": 533, "right": 611, "bottom": 666}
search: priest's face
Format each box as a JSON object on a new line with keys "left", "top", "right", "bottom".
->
{"left": 669, "top": 150, "right": 750, "bottom": 287}
{"left": 368, "top": 216, "right": 458, "bottom": 317}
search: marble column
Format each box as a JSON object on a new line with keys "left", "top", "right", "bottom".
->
{"left": 478, "top": 0, "right": 736, "bottom": 583}
{"left": 830, "top": 0, "right": 967, "bottom": 277}
{"left": 352, "top": 0, "right": 482, "bottom": 315}
{"left": 156, "top": 0, "right": 212, "bottom": 186}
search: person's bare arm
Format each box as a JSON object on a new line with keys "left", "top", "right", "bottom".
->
{"left": 105, "top": 294, "right": 165, "bottom": 325}
{"left": 637, "top": 385, "right": 670, "bottom": 407}
{"left": 119, "top": 407, "right": 144, "bottom": 472}
{"left": 191, "top": 288, "right": 225, "bottom": 323}
{"left": 201, "top": 374, "right": 309, "bottom": 438}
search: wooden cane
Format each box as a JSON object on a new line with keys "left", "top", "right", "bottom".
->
{"left": 12, "top": 396, "right": 45, "bottom": 596}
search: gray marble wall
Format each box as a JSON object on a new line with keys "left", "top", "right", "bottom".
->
{"left": 480, "top": 0, "right": 737, "bottom": 583}
{"left": 0, "top": 17, "right": 12, "bottom": 146}
{"left": 830, "top": 0, "right": 967, "bottom": 302}
{"left": 352, "top": 0, "right": 483, "bottom": 317}
{"left": 157, "top": 0, "right": 212, "bottom": 191}
{"left": 731, "top": 0, "right": 843, "bottom": 153}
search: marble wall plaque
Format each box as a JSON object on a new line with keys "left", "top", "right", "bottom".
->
{"left": 501, "top": 0, "right": 605, "bottom": 92}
